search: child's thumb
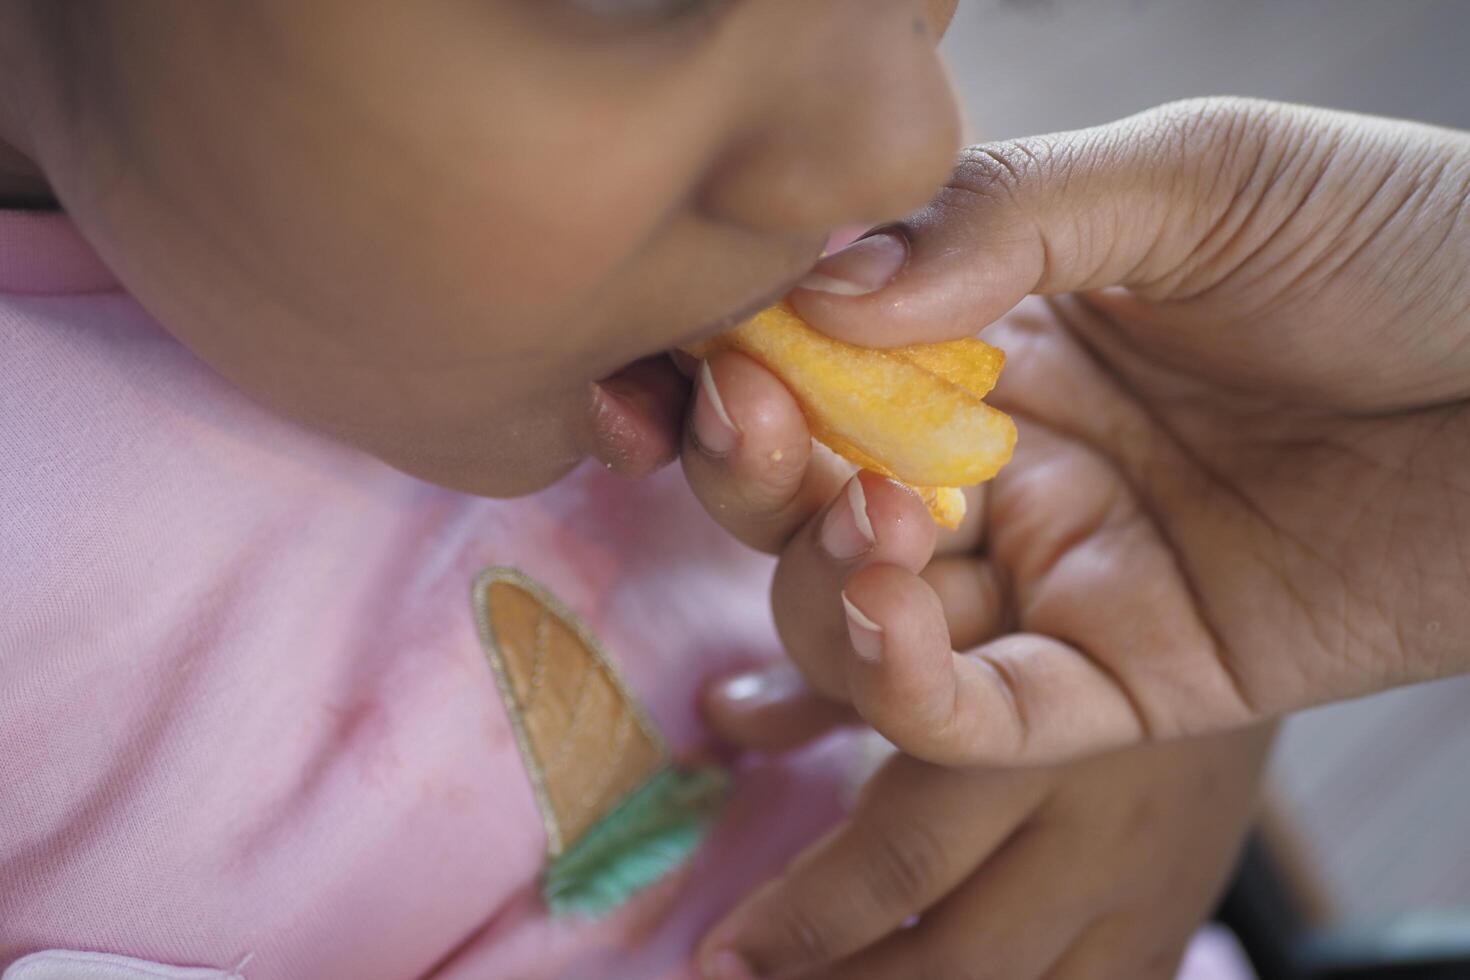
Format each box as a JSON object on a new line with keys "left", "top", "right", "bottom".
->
{"left": 789, "top": 98, "right": 1283, "bottom": 347}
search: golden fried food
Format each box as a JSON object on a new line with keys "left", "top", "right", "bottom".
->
{"left": 690, "top": 303, "right": 1015, "bottom": 528}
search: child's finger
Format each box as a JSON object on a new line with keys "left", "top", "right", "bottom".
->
{"left": 1040, "top": 914, "right": 1192, "bottom": 980}
{"left": 680, "top": 351, "right": 849, "bottom": 554}
{"left": 701, "top": 661, "right": 858, "bottom": 753}
{"left": 919, "top": 555, "right": 1009, "bottom": 651}
{"left": 770, "top": 472, "right": 936, "bottom": 699}
{"left": 841, "top": 564, "right": 1147, "bottom": 766}
{"left": 807, "top": 813, "right": 1109, "bottom": 980}
{"left": 697, "top": 755, "right": 1049, "bottom": 980}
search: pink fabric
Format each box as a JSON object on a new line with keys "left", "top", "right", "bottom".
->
{"left": 0, "top": 211, "right": 116, "bottom": 294}
{"left": 1181, "top": 927, "right": 1257, "bottom": 980}
{"left": 0, "top": 211, "right": 1253, "bottom": 980}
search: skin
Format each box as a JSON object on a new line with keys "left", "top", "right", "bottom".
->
{"left": 687, "top": 99, "right": 1470, "bottom": 975}
{"left": 703, "top": 682, "right": 1273, "bottom": 980}
{"left": 0, "top": 7, "right": 1300, "bottom": 979}
{"left": 0, "top": 0, "right": 961, "bottom": 494}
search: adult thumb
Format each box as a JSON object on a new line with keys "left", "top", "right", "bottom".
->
{"left": 789, "top": 97, "right": 1283, "bottom": 347}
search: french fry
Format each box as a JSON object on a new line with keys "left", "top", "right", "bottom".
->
{"left": 690, "top": 303, "right": 1015, "bottom": 527}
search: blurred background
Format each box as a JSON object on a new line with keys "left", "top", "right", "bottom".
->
{"left": 941, "top": 0, "right": 1470, "bottom": 926}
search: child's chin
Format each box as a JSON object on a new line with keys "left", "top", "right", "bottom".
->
{"left": 382, "top": 445, "right": 586, "bottom": 500}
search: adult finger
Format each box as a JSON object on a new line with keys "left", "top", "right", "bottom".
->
{"left": 787, "top": 97, "right": 1304, "bottom": 346}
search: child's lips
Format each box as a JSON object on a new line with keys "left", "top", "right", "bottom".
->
{"left": 589, "top": 355, "right": 691, "bottom": 478}
{"left": 586, "top": 249, "right": 832, "bottom": 477}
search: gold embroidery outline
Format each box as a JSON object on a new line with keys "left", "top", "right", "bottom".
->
{"left": 471, "top": 565, "right": 670, "bottom": 858}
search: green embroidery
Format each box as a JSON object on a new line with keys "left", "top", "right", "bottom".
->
{"left": 472, "top": 566, "right": 730, "bottom": 917}
{"left": 543, "top": 765, "right": 731, "bottom": 917}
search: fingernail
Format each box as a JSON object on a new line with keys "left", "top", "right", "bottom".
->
{"left": 842, "top": 592, "right": 884, "bottom": 664}
{"left": 820, "top": 475, "right": 876, "bottom": 560}
{"left": 693, "top": 360, "right": 738, "bottom": 456}
{"left": 701, "top": 949, "right": 757, "bottom": 980}
{"left": 796, "top": 231, "right": 907, "bottom": 297}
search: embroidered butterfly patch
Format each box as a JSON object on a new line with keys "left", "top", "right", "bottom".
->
{"left": 472, "top": 567, "right": 729, "bottom": 917}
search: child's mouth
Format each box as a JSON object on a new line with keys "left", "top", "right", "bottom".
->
{"left": 586, "top": 270, "right": 816, "bottom": 477}
{"left": 584, "top": 219, "right": 869, "bottom": 479}
{"left": 589, "top": 354, "right": 690, "bottom": 478}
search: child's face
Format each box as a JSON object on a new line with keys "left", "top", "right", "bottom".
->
{"left": 39, "top": 1, "right": 960, "bottom": 495}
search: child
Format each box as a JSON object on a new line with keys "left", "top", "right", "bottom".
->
{"left": 1, "top": 3, "right": 1266, "bottom": 978}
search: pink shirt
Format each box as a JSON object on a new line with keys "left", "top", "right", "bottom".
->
{"left": 0, "top": 210, "right": 1253, "bottom": 980}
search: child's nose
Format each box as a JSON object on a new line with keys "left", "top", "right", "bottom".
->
{"left": 699, "top": 0, "right": 962, "bottom": 235}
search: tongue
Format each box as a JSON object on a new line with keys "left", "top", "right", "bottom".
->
{"left": 590, "top": 355, "right": 691, "bottom": 478}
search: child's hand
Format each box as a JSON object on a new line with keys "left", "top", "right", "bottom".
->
{"left": 697, "top": 680, "right": 1274, "bottom": 980}
{"left": 684, "top": 98, "right": 1470, "bottom": 767}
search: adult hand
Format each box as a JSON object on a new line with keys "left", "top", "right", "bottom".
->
{"left": 684, "top": 98, "right": 1470, "bottom": 765}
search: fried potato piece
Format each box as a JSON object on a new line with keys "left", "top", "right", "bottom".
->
{"left": 690, "top": 303, "right": 1015, "bottom": 528}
